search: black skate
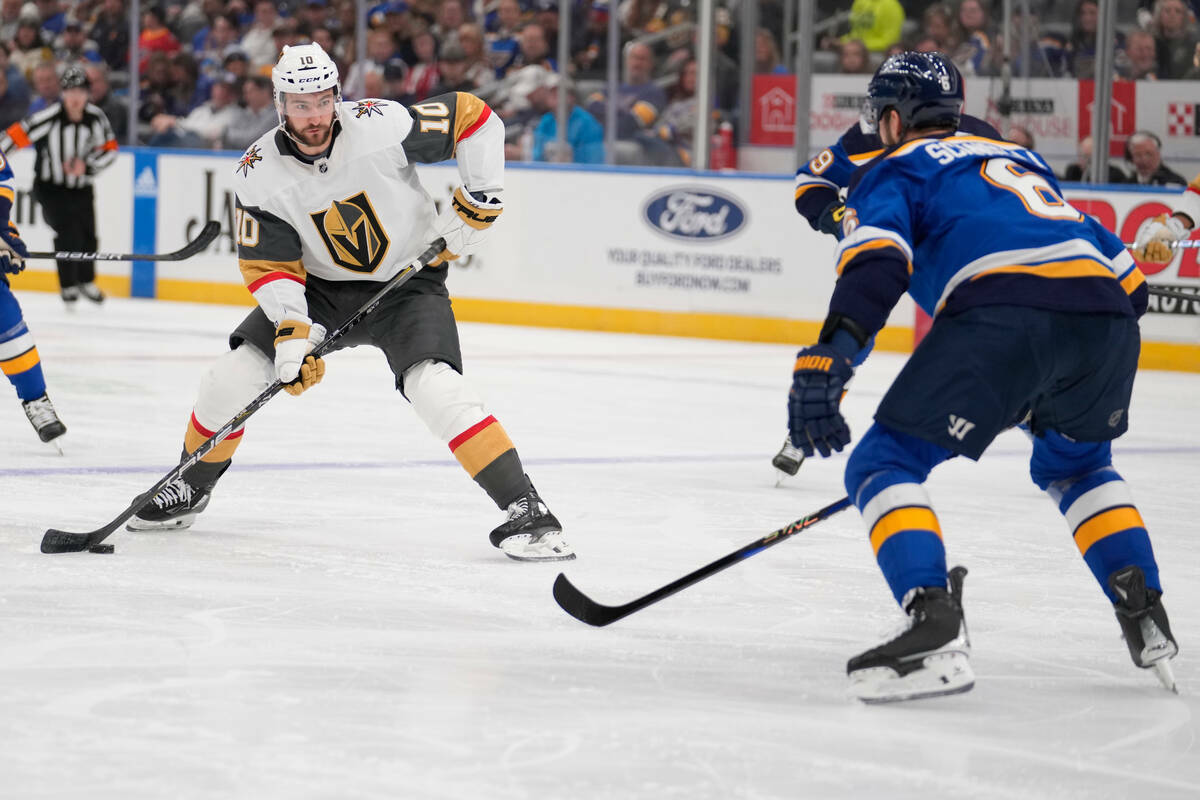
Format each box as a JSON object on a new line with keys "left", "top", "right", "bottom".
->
{"left": 489, "top": 486, "right": 575, "bottom": 562}
{"left": 126, "top": 475, "right": 213, "bottom": 531}
{"left": 22, "top": 393, "right": 66, "bottom": 447}
{"left": 847, "top": 566, "right": 974, "bottom": 703}
{"left": 1109, "top": 566, "right": 1179, "bottom": 693}
{"left": 772, "top": 437, "right": 805, "bottom": 485}
{"left": 80, "top": 282, "right": 105, "bottom": 303}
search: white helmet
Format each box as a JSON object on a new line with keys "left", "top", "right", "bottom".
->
{"left": 272, "top": 42, "right": 341, "bottom": 132}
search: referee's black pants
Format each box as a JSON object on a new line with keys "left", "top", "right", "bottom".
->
{"left": 33, "top": 181, "right": 98, "bottom": 290}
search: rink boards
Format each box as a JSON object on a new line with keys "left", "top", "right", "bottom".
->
{"left": 6, "top": 147, "right": 1200, "bottom": 370}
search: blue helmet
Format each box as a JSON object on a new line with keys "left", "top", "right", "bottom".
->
{"left": 863, "top": 51, "right": 963, "bottom": 134}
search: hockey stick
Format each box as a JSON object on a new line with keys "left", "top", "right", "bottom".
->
{"left": 1123, "top": 240, "right": 1200, "bottom": 250}
{"left": 1147, "top": 285, "right": 1200, "bottom": 303}
{"left": 40, "top": 238, "right": 446, "bottom": 554}
{"left": 553, "top": 496, "right": 853, "bottom": 626}
{"left": 26, "top": 220, "right": 221, "bottom": 261}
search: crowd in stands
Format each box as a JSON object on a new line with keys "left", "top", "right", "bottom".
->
{"left": 1, "top": 0, "right": 1198, "bottom": 168}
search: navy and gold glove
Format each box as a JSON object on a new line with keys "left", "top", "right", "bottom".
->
{"left": 1, "top": 221, "right": 29, "bottom": 275}
{"left": 816, "top": 202, "right": 847, "bottom": 240}
{"left": 788, "top": 343, "right": 854, "bottom": 458}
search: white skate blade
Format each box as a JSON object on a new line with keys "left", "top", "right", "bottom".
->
{"left": 125, "top": 513, "right": 200, "bottom": 532}
{"left": 499, "top": 530, "right": 576, "bottom": 562}
{"left": 849, "top": 651, "right": 975, "bottom": 704}
{"left": 1151, "top": 660, "right": 1179, "bottom": 694}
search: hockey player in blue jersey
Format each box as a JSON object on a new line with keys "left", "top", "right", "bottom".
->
{"left": 786, "top": 52, "right": 1176, "bottom": 703}
{"left": 772, "top": 80, "right": 1002, "bottom": 481}
{"left": 0, "top": 151, "right": 67, "bottom": 447}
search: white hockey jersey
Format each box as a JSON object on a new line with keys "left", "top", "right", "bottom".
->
{"left": 232, "top": 92, "right": 504, "bottom": 324}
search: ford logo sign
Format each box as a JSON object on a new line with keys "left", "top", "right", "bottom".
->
{"left": 642, "top": 186, "right": 747, "bottom": 242}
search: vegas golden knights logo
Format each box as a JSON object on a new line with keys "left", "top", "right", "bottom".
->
{"left": 310, "top": 191, "right": 390, "bottom": 273}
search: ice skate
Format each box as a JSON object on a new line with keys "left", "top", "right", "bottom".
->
{"left": 772, "top": 437, "right": 805, "bottom": 486}
{"left": 489, "top": 486, "right": 575, "bottom": 562}
{"left": 1109, "top": 566, "right": 1179, "bottom": 693}
{"left": 79, "top": 282, "right": 105, "bottom": 304}
{"left": 848, "top": 566, "right": 974, "bottom": 703}
{"left": 60, "top": 286, "right": 79, "bottom": 309}
{"left": 22, "top": 393, "right": 66, "bottom": 451}
{"left": 127, "top": 475, "right": 213, "bottom": 531}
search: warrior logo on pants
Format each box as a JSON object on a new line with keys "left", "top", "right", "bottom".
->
{"left": 310, "top": 191, "right": 390, "bottom": 273}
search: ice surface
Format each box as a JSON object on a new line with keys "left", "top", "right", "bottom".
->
{"left": 2, "top": 292, "right": 1198, "bottom": 799}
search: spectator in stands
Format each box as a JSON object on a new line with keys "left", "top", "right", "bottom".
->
{"left": 572, "top": 1, "right": 611, "bottom": 79}
{"left": 1123, "top": 29, "right": 1159, "bottom": 78}
{"left": 530, "top": 70, "right": 605, "bottom": 164}
{"left": 54, "top": 19, "right": 100, "bottom": 66}
{"left": 310, "top": 26, "right": 342, "bottom": 65}
{"left": 433, "top": 0, "right": 465, "bottom": 41}
{"left": 0, "top": 48, "right": 31, "bottom": 129}
{"left": 755, "top": 28, "right": 787, "bottom": 73}
{"left": 952, "top": 0, "right": 994, "bottom": 75}
{"left": 619, "top": 0, "right": 677, "bottom": 36}
{"left": 138, "top": 5, "right": 181, "bottom": 71}
{"left": 396, "top": 26, "right": 439, "bottom": 102}
{"left": 148, "top": 72, "right": 241, "bottom": 149}
{"left": 921, "top": 3, "right": 957, "bottom": 52}
{"left": 1062, "top": 135, "right": 1128, "bottom": 182}
{"left": 837, "top": 38, "right": 872, "bottom": 73}
{"left": 10, "top": 14, "right": 53, "bottom": 80}
{"left": 486, "top": 0, "right": 523, "bottom": 77}
{"left": 222, "top": 49, "right": 252, "bottom": 83}
{"left": 176, "top": 0, "right": 221, "bottom": 48}
{"left": 511, "top": 21, "right": 556, "bottom": 74}
{"left": 0, "top": 0, "right": 22, "bottom": 43}
{"left": 655, "top": 55, "right": 698, "bottom": 166}
{"left": 452, "top": 22, "right": 489, "bottom": 87}
{"left": 344, "top": 28, "right": 400, "bottom": 99}
{"left": 298, "top": 0, "right": 333, "bottom": 35}
{"left": 1125, "top": 130, "right": 1188, "bottom": 186}
{"left": 89, "top": 0, "right": 129, "bottom": 72}
{"left": 844, "top": 0, "right": 905, "bottom": 52}
{"left": 1150, "top": 0, "right": 1199, "bottom": 79}
{"left": 269, "top": 18, "right": 305, "bottom": 66}
{"left": 28, "top": 61, "right": 59, "bottom": 114}
{"left": 585, "top": 41, "right": 667, "bottom": 164}
{"left": 224, "top": 74, "right": 275, "bottom": 150}
{"left": 1005, "top": 6, "right": 1069, "bottom": 77}
{"left": 1067, "top": 0, "right": 1108, "bottom": 79}
{"left": 137, "top": 51, "right": 190, "bottom": 134}
{"left": 1006, "top": 124, "right": 1035, "bottom": 149}
{"left": 85, "top": 61, "right": 127, "bottom": 142}
{"left": 240, "top": 0, "right": 281, "bottom": 70}
{"left": 169, "top": 51, "right": 206, "bottom": 115}
{"left": 429, "top": 40, "right": 476, "bottom": 93}
{"left": 33, "top": 0, "right": 65, "bottom": 39}
{"left": 194, "top": 12, "right": 240, "bottom": 81}
{"left": 532, "top": 0, "right": 560, "bottom": 55}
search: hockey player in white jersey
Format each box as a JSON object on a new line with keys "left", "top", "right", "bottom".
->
{"left": 128, "top": 43, "right": 574, "bottom": 562}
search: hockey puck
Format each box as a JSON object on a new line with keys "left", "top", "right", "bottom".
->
{"left": 88, "top": 544, "right": 115, "bottom": 554}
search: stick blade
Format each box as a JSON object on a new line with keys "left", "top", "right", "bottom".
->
{"left": 552, "top": 573, "right": 628, "bottom": 627}
{"left": 179, "top": 220, "right": 221, "bottom": 258}
{"left": 41, "top": 529, "right": 92, "bottom": 554}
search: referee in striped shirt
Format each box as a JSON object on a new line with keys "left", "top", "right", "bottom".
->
{"left": 1, "top": 64, "right": 118, "bottom": 306}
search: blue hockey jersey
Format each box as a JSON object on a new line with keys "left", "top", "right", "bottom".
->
{"left": 0, "top": 149, "right": 14, "bottom": 225}
{"left": 793, "top": 114, "right": 1001, "bottom": 230}
{"left": 828, "top": 134, "right": 1146, "bottom": 338}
